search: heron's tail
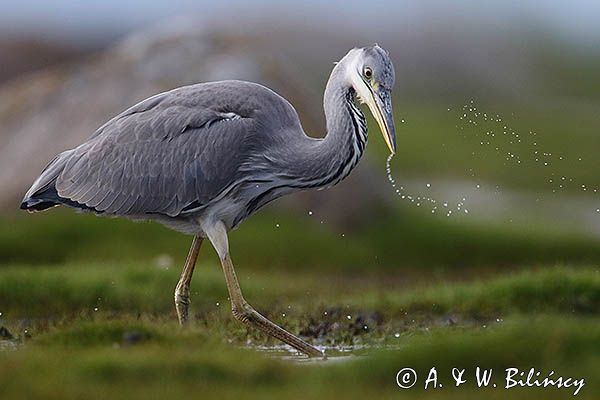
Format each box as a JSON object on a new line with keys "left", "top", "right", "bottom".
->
{"left": 20, "top": 151, "right": 72, "bottom": 212}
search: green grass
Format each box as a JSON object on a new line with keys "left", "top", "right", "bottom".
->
{"left": 0, "top": 264, "right": 598, "bottom": 344}
{"left": 1, "top": 318, "right": 597, "bottom": 400}
{"left": 1, "top": 213, "right": 599, "bottom": 400}
{"left": 1, "top": 262, "right": 598, "bottom": 320}
{"left": 2, "top": 207, "right": 600, "bottom": 272}
{"left": 1, "top": 265, "right": 599, "bottom": 399}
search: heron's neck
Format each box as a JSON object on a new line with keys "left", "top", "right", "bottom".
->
{"left": 307, "top": 68, "right": 367, "bottom": 188}
{"left": 269, "top": 66, "right": 367, "bottom": 190}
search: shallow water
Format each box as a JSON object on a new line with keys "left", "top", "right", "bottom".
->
{"left": 251, "top": 343, "right": 377, "bottom": 363}
{"left": 0, "top": 340, "right": 18, "bottom": 351}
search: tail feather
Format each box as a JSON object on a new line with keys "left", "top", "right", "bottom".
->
{"left": 21, "top": 150, "right": 73, "bottom": 212}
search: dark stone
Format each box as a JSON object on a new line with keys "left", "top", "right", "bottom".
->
{"left": 0, "top": 326, "right": 14, "bottom": 340}
{"left": 121, "top": 330, "right": 147, "bottom": 346}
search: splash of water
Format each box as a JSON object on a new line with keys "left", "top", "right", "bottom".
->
{"left": 458, "top": 100, "right": 600, "bottom": 220}
{"left": 458, "top": 100, "right": 599, "bottom": 208}
{"left": 386, "top": 153, "right": 469, "bottom": 217}
{"left": 385, "top": 102, "right": 598, "bottom": 218}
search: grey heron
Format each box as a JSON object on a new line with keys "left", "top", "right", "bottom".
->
{"left": 21, "top": 45, "right": 396, "bottom": 358}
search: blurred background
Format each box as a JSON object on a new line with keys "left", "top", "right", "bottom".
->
{"left": 1, "top": 0, "right": 599, "bottom": 269}
{"left": 1, "top": 2, "right": 600, "bottom": 398}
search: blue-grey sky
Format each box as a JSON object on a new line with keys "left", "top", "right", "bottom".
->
{"left": 3, "top": 0, "right": 600, "bottom": 46}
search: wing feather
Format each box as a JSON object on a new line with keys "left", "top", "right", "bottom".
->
{"left": 54, "top": 82, "right": 268, "bottom": 216}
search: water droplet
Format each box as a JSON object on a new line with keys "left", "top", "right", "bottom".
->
{"left": 216, "top": 302, "right": 220, "bottom": 307}
{"left": 386, "top": 153, "right": 470, "bottom": 218}
{"left": 307, "top": 211, "right": 313, "bottom": 216}
{"left": 394, "top": 332, "right": 400, "bottom": 338}
{"left": 346, "top": 315, "right": 352, "bottom": 320}
{"left": 275, "top": 223, "right": 280, "bottom": 228}
{"left": 93, "top": 307, "right": 99, "bottom": 312}
{"left": 282, "top": 313, "right": 286, "bottom": 317}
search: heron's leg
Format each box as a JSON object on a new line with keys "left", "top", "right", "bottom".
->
{"left": 175, "top": 235, "right": 203, "bottom": 325}
{"left": 204, "top": 221, "right": 324, "bottom": 358}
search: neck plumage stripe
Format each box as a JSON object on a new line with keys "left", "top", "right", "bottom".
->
{"left": 282, "top": 89, "right": 367, "bottom": 190}
{"left": 346, "top": 89, "right": 368, "bottom": 155}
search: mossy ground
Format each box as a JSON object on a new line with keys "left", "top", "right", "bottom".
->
{"left": 1, "top": 262, "right": 598, "bottom": 399}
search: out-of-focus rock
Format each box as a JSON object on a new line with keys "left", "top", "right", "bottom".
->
{"left": 0, "top": 21, "right": 388, "bottom": 229}
{"left": 0, "top": 38, "right": 87, "bottom": 84}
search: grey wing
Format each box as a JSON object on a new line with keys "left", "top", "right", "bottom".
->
{"left": 54, "top": 87, "right": 259, "bottom": 217}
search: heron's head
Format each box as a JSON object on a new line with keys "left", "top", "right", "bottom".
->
{"left": 344, "top": 45, "right": 396, "bottom": 154}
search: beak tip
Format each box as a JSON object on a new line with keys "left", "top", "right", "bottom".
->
{"left": 387, "top": 141, "right": 396, "bottom": 154}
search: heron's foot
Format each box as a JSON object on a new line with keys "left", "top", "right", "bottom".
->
{"left": 232, "top": 303, "right": 325, "bottom": 359}
{"left": 174, "top": 289, "right": 191, "bottom": 326}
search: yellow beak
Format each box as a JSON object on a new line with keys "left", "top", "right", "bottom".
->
{"left": 365, "top": 87, "right": 396, "bottom": 154}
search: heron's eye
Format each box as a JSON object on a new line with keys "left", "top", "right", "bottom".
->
{"left": 363, "top": 67, "right": 373, "bottom": 79}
